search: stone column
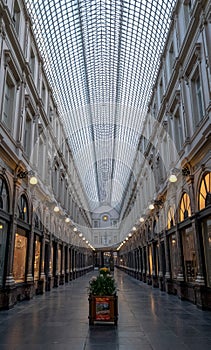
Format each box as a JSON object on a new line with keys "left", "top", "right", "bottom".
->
{"left": 137, "top": 248, "right": 140, "bottom": 279}
{"left": 164, "top": 232, "right": 171, "bottom": 293}
{"left": 26, "top": 192, "right": 35, "bottom": 284}
{"left": 142, "top": 247, "right": 146, "bottom": 282}
{"left": 54, "top": 241, "right": 59, "bottom": 287}
{"left": 69, "top": 246, "right": 73, "bottom": 280}
{"left": 176, "top": 226, "right": 184, "bottom": 282}
{"left": 146, "top": 246, "right": 151, "bottom": 285}
{"left": 5, "top": 178, "right": 19, "bottom": 288}
{"left": 39, "top": 231, "right": 46, "bottom": 294}
{"left": 139, "top": 247, "right": 143, "bottom": 280}
{"left": 193, "top": 216, "right": 205, "bottom": 285}
{"left": 152, "top": 243, "right": 159, "bottom": 288}
{"left": 65, "top": 244, "right": 70, "bottom": 283}
{"left": 48, "top": 233, "right": 53, "bottom": 290}
{"left": 158, "top": 238, "right": 164, "bottom": 290}
{"left": 4, "top": 177, "right": 20, "bottom": 308}
{"left": 72, "top": 247, "right": 76, "bottom": 279}
{"left": 60, "top": 243, "right": 65, "bottom": 285}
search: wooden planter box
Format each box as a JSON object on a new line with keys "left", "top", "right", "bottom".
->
{"left": 88, "top": 294, "right": 118, "bottom": 325}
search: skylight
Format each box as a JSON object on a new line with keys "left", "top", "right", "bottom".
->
{"left": 25, "top": 0, "right": 176, "bottom": 215}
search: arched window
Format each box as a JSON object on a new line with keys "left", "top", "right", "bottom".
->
{"left": 179, "top": 193, "right": 191, "bottom": 221}
{"left": 199, "top": 172, "right": 211, "bottom": 210}
{"left": 0, "top": 176, "right": 9, "bottom": 212}
{"left": 34, "top": 211, "right": 42, "bottom": 231}
{"left": 167, "top": 207, "right": 175, "bottom": 229}
{"left": 17, "top": 194, "right": 29, "bottom": 222}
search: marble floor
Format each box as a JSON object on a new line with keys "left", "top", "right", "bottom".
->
{"left": 0, "top": 269, "right": 211, "bottom": 350}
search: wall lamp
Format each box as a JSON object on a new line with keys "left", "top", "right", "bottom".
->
{"left": 168, "top": 168, "right": 180, "bottom": 183}
{"left": 17, "top": 170, "right": 38, "bottom": 185}
{"left": 169, "top": 167, "right": 190, "bottom": 182}
{"left": 169, "top": 173, "right": 178, "bottom": 183}
{"left": 53, "top": 205, "right": 60, "bottom": 213}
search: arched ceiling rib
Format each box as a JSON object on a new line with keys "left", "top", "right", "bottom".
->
{"left": 25, "top": 0, "right": 176, "bottom": 215}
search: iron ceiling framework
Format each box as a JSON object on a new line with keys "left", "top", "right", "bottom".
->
{"left": 25, "top": 0, "right": 176, "bottom": 216}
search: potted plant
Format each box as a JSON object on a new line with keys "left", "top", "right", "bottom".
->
{"left": 88, "top": 267, "right": 118, "bottom": 325}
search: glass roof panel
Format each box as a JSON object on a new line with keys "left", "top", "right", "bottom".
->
{"left": 25, "top": 0, "right": 176, "bottom": 214}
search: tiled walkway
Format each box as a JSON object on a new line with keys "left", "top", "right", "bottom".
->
{"left": 0, "top": 269, "right": 211, "bottom": 350}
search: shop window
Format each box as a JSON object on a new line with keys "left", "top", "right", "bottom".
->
{"left": 173, "top": 108, "right": 184, "bottom": 152}
{"left": 13, "top": 229, "right": 27, "bottom": 283}
{"left": 12, "top": 0, "right": 21, "bottom": 36}
{"left": 167, "top": 207, "right": 175, "bottom": 229}
{"left": 17, "top": 195, "right": 29, "bottom": 222}
{"left": 179, "top": 193, "right": 191, "bottom": 221}
{"left": 0, "top": 221, "right": 8, "bottom": 286}
{"left": 93, "top": 220, "right": 99, "bottom": 228}
{"left": 58, "top": 246, "right": 61, "bottom": 274}
{"left": 50, "top": 245, "right": 53, "bottom": 275}
{"left": 112, "top": 220, "right": 117, "bottom": 227}
{"left": 182, "top": 228, "right": 197, "bottom": 282}
{"left": 199, "top": 172, "right": 211, "bottom": 210}
{"left": 184, "top": 0, "right": 192, "bottom": 29}
{"left": 169, "top": 41, "right": 175, "bottom": 73}
{"left": 191, "top": 69, "right": 204, "bottom": 128}
{"left": 41, "top": 82, "right": 46, "bottom": 107}
{"left": 30, "top": 48, "right": 35, "bottom": 79}
{"left": 34, "top": 238, "right": 41, "bottom": 281}
{"left": 34, "top": 212, "right": 42, "bottom": 231}
{"left": 169, "top": 234, "right": 178, "bottom": 279}
{"left": 0, "top": 177, "right": 9, "bottom": 211}
{"left": 201, "top": 216, "right": 211, "bottom": 287}
{"left": 52, "top": 163, "right": 59, "bottom": 196}
{"left": 2, "top": 75, "right": 15, "bottom": 131}
{"left": 148, "top": 245, "right": 153, "bottom": 275}
{"left": 160, "top": 241, "right": 166, "bottom": 277}
{"left": 38, "top": 137, "right": 45, "bottom": 179}
{"left": 23, "top": 113, "right": 32, "bottom": 158}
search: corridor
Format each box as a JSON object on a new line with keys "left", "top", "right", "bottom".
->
{"left": 0, "top": 269, "right": 211, "bottom": 350}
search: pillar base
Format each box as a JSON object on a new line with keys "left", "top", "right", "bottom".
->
{"left": 195, "top": 274, "right": 205, "bottom": 285}
{"left": 5, "top": 274, "right": 15, "bottom": 287}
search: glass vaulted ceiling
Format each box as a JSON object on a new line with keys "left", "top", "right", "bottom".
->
{"left": 25, "top": 0, "right": 176, "bottom": 215}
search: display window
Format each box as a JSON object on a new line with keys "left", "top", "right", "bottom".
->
{"left": 182, "top": 227, "right": 197, "bottom": 282}
{"left": 202, "top": 216, "right": 211, "bottom": 287}
{"left": 167, "top": 207, "right": 175, "bottom": 229}
{"left": 50, "top": 246, "right": 53, "bottom": 275}
{"left": 0, "top": 220, "right": 8, "bottom": 286}
{"left": 34, "top": 238, "right": 41, "bottom": 281}
{"left": 199, "top": 172, "right": 211, "bottom": 210}
{"left": 0, "top": 176, "right": 9, "bottom": 211}
{"left": 169, "top": 234, "right": 178, "bottom": 279}
{"left": 13, "top": 229, "right": 28, "bottom": 283}
{"left": 179, "top": 193, "right": 191, "bottom": 222}
{"left": 0, "top": 177, "right": 9, "bottom": 286}
{"left": 154, "top": 243, "right": 159, "bottom": 276}
{"left": 58, "top": 246, "right": 61, "bottom": 274}
{"left": 17, "top": 194, "right": 29, "bottom": 222}
{"left": 148, "top": 245, "right": 153, "bottom": 275}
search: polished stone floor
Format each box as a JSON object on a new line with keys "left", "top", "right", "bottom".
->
{"left": 0, "top": 269, "right": 211, "bottom": 350}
